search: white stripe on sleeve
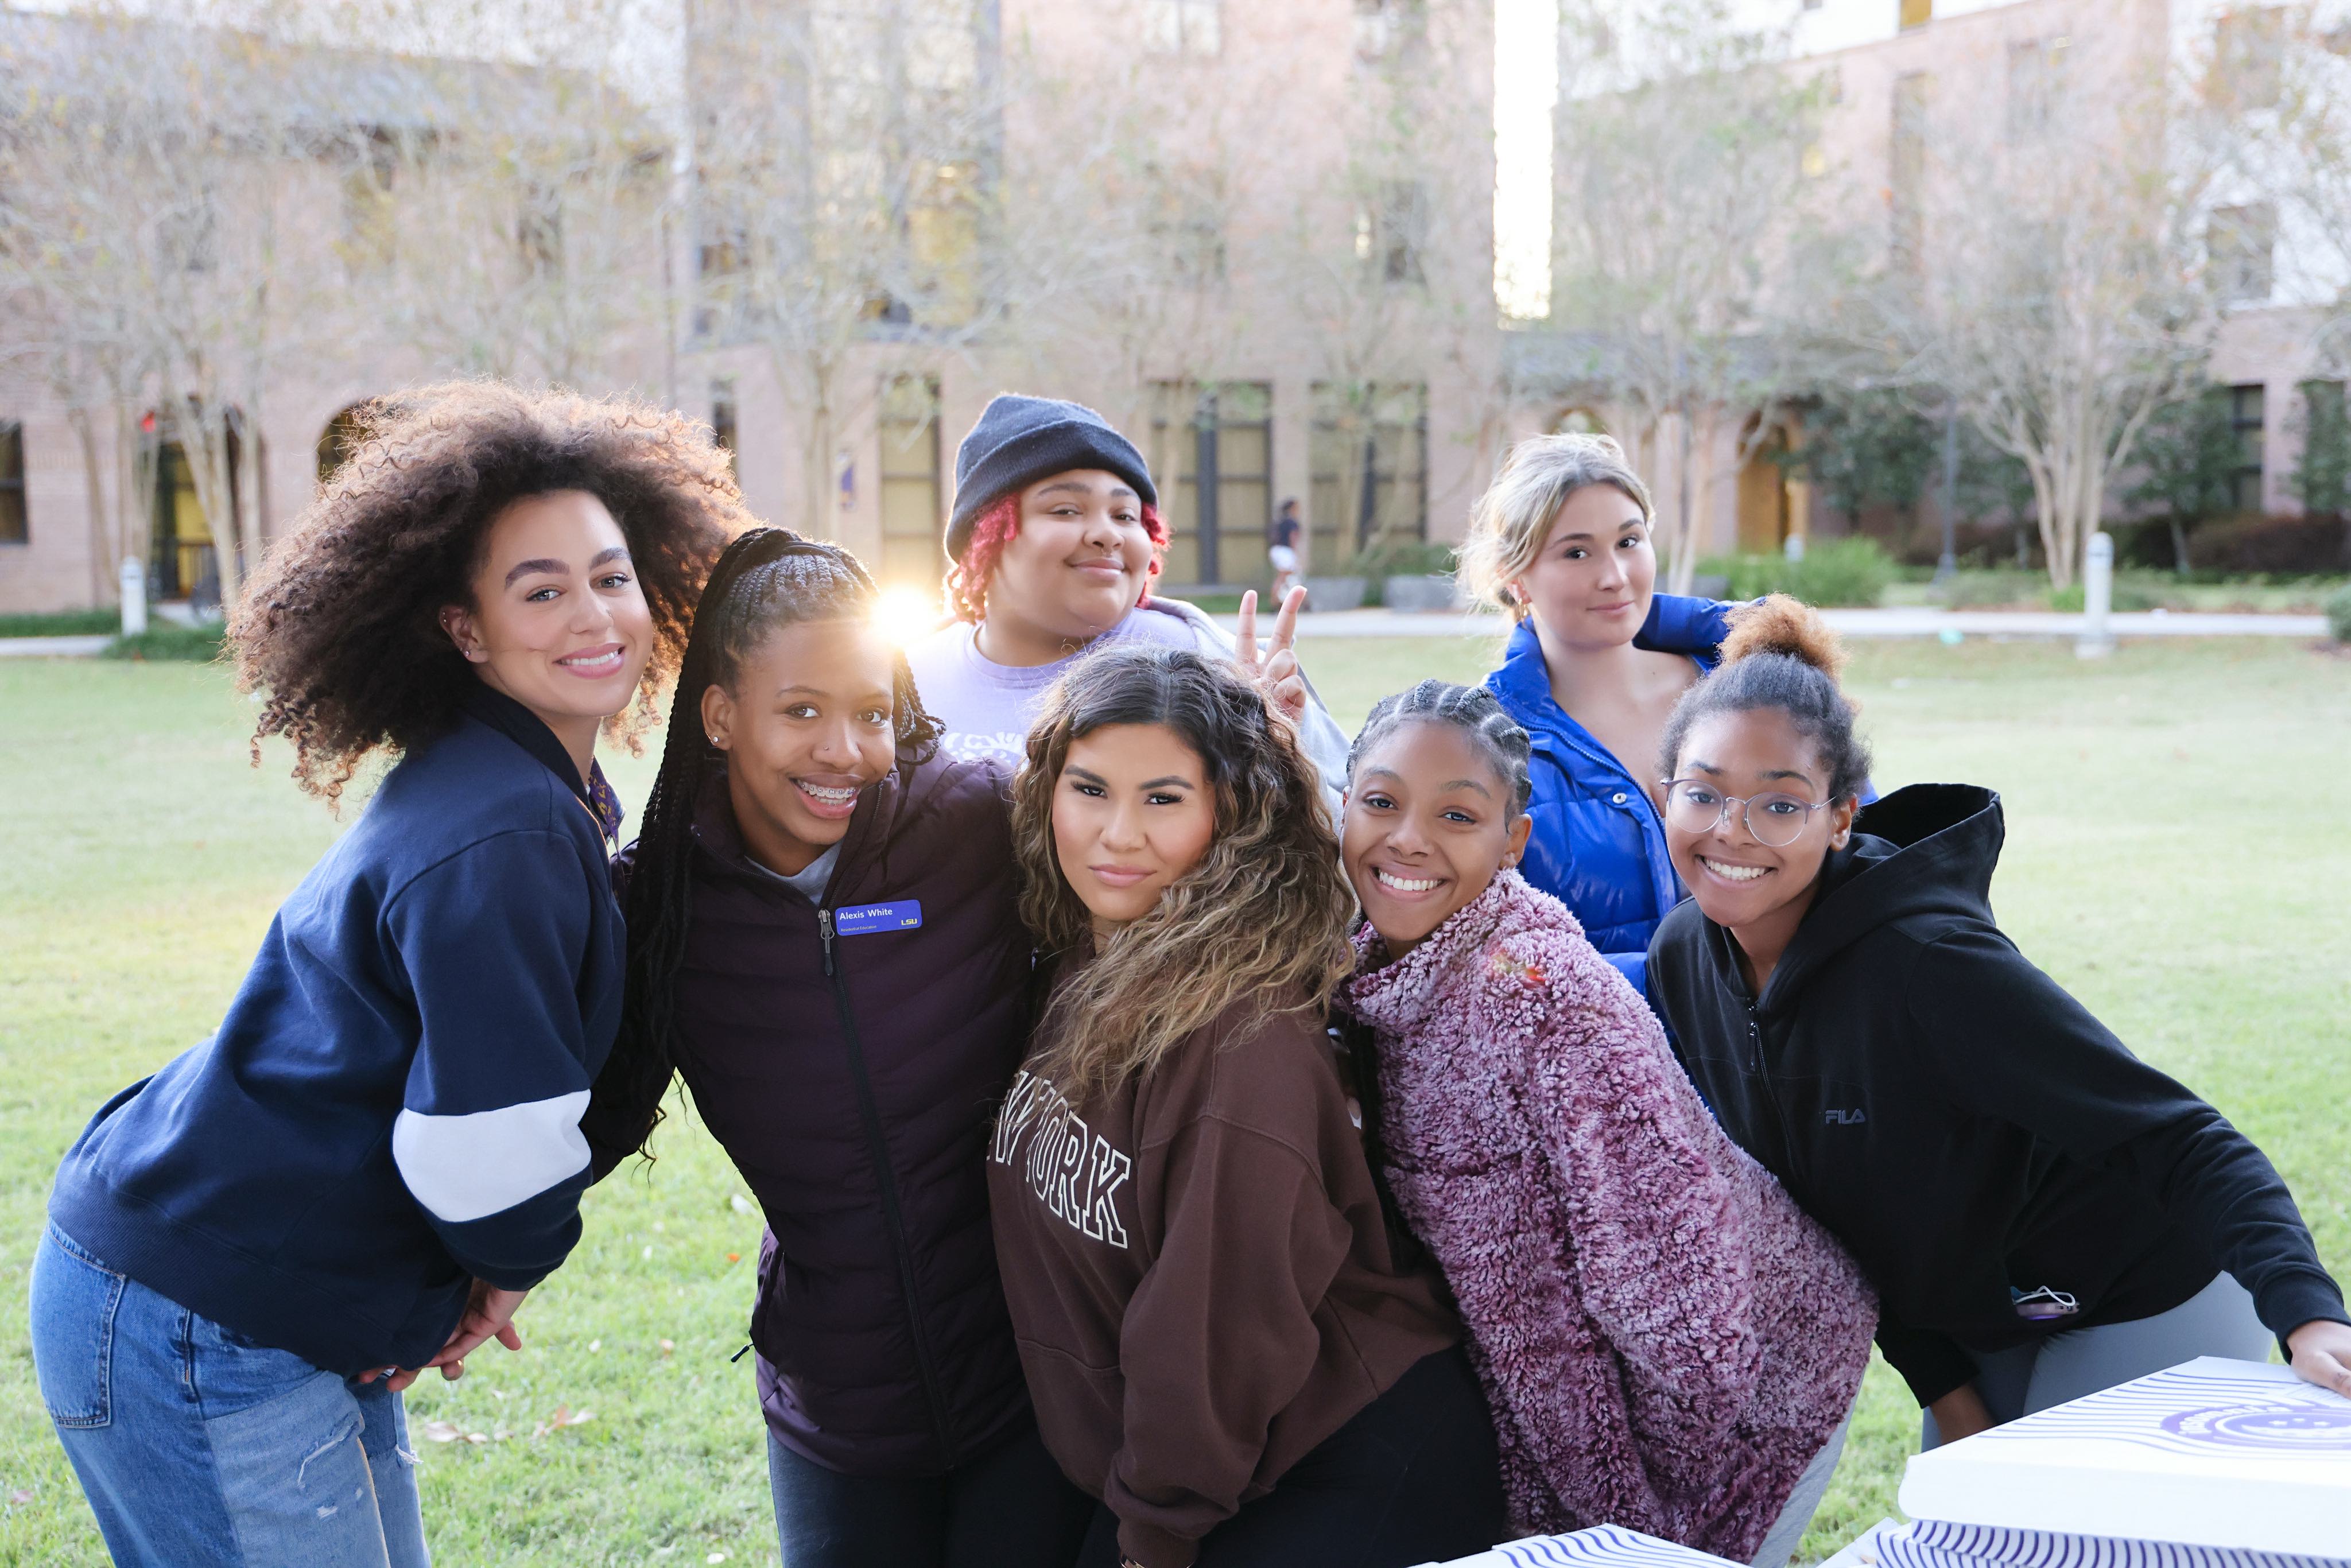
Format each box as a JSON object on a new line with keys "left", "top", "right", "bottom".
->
{"left": 391, "top": 1090, "right": 592, "bottom": 1224}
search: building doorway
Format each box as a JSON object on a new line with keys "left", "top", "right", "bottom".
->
{"left": 1736, "top": 418, "right": 1794, "bottom": 554}
{"left": 877, "top": 374, "right": 946, "bottom": 591}
{"left": 318, "top": 404, "right": 369, "bottom": 484}
{"left": 1149, "top": 382, "right": 1273, "bottom": 586}
{"left": 151, "top": 437, "right": 220, "bottom": 605}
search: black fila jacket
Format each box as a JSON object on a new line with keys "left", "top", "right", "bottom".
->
{"left": 1646, "top": 783, "right": 2346, "bottom": 1408}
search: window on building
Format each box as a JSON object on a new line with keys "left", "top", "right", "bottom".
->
{"left": 159, "top": 195, "right": 218, "bottom": 274}
{"left": 1357, "top": 180, "right": 1428, "bottom": 285}
{"left": 340, "top": 130, "right": 399, "bottom": 275}
{"left": 1310, "top": 382, "right": 1427, "bottom": 564}
{"left": 907, "top": 160, "right": 984, "bottom": 325}
{"left": 1144, "top": 0, "right": 1219, "bottom": 56}
{"left": 2213, "top": 7, "right": 2286, "bottom": 110}
{"left": 518, "top": 184, "right": 562, "bottom": 278}
{"left": 0, "top": 421, "right": 25, "bottom": 544}
{"left": 2007, "top": 37, "right": 2067, "bottom": 139}
{"left": 2209, "top": 203, "right": 2278, "bottom": 305}
{"left": 1355, "top": 0, "right": 1425, "bottom": 63}
{"left": 1148, "top": 382, "right": 1272, "bottom": 585}
{"left": 2229, "top": 383, "right": 2267, "bottom": 513}
{"left": 1147, "top": 165, "right": 1227, "bottom": 286}
{"left": 317, "top": 405, "right": 367, "bottom": 484}
{"left": 1890, "top": 72, "right": 1931, "bottom": 266}
{"left": 711, "top": 378, "right": 738, "bottom": 476}
{"left": 1899, "top": 0, "right": 1932, "bottom": 31}
{"left": 878, "top": 375, "right": 945, "bottom": 589}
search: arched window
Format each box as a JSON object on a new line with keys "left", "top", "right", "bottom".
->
{"left": 1553, "top": 407, "right": 1607, "bottom": 437}
{"left": 317, "top": 403, "right": 370, "bottom": 484}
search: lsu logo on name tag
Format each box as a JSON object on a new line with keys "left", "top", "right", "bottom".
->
{"left": 832, "top": 901, "right": 922, "bottom": 936}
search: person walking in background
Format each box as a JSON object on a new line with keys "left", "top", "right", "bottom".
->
{"left": 903, "top": 395, "right": 1348, "bottom": 796}
{"left": 1456, "top": 433, "right": 1740, "bottom": 991}
{"left": 990, "top": 646, "right": 1505, "bottom": 1568}
{"left": 1267, "top": 498, "right": 1302, "bottom": 602}
{"left": 28, "top": 384, "right": 736, "bottom": 1567}
{"left": 583, "top": 528, "right": 1095, "bottom": 1568}
{"left": 1337, "top": 681, "right": 1874, "bottom": 1568}
{"left": 1644, "top": 597, "right": 2351, "bottom": 1453}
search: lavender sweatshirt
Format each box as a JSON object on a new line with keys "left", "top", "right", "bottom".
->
{"left": 1344, "top": 871, "right": 1876, "bottom": 1560}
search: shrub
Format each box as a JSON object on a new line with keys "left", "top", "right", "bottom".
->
{"left": 0, "top": 607, "right": 121, "bottom": 638}
{"left": 1698, "top": 537, "right": 1894, "bottom": 608}
{"left": 2186, "top": 515, "right": 2350, "bottom": 575}
{"left": 103, "top": 623, "right": 227, "bottom": 662}
{"left": 2046, "top": 581, "right": 2164, "bottom": 613}
{"left": 2327, "top": 582, "right": 2351, "bottom": 645}
{"left": 1936, "top": 569, "right": 2044, "bottom": 608}
{"left": 1353, "top": 540, "right": 1458, "bottom": 579}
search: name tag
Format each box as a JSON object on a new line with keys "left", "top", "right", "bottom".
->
{"left": 832, "top": 901, "right": 922, "bottom": 936}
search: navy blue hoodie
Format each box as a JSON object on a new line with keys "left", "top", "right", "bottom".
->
{"left": 49, "top": 686, "right": 626, "bottom": 1377}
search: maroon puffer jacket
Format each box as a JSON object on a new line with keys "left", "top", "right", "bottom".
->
{"left": 666, "top": 755, "right": 1033, "bottom": 1477}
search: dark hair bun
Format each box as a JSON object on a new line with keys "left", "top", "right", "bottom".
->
{"left": 1721, "top": 593, "right": 1848, "bottom": 681}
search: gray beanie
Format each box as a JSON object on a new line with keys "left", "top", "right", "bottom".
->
{"left": 945, "top": 394, "right": 1158, "bottom": 562}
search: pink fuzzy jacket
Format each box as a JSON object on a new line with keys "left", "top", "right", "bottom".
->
{"left": 1343, "top": 871, "right": 1876, "bottom": 1560}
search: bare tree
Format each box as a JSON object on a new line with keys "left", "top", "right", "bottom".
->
{"left": 1532, "top": 0, "right": 1834, "bottom": 591}
{"left": 348, "top": 2, "right": 673, "bottom": 389}
{"left": 689, "top": 0, "right": 1026, "bottom": 529}
{"left": 1871, "top": 37, "right": 2216, "bottom": 589}
{"left": 0, "top": 8, "right": 282, "bottom": 606}
{"left": 1271, "top": 0, "right": 1499, "bottom": 569}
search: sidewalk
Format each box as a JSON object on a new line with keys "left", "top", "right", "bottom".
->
{"left": 0, "top": 634, "right": 111, "bottom": 658}
{"left": 1217, "top": 607, "right": 2332, "bottom": 640}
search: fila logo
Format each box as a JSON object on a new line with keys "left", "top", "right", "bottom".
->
{"left": 992, "top": 1070, "right": 1132, "bottom": 1249}
{"left": 1824, "top": 1108, "right": 1868, "bottom": 1125}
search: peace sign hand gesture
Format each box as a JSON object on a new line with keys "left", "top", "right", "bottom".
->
{"left": 1234, "top": 585, "right": 1310, "bottom": 728}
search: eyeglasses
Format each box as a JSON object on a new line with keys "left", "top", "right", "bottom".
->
{"left": 1659, "top": 778, "right": 1835, "bottom": 848}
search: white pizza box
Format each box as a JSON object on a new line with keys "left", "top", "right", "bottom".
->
{"left": 1426, "top": 1523, "right": 1743, "bottom": 1568}
{"left": 1896, "top": 1357, "right": 2351, "bottom": 1557}
{"left": 1869, "top": 1516, "right": 2350, "bottom": 1567}
{"left": 1818, "top": 1517, "right": 1906, "bottom": 1568}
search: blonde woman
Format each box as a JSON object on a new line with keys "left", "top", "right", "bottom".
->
{"left": 986, "top": 645, "right": 1503, "bottom": 1568}
{"left": 1456, "top": 433, "right": 1735, "bottom": 992}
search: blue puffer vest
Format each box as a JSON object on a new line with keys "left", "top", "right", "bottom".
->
{"left": 1483, "top": 596, "right": 1731, "bottom": 994}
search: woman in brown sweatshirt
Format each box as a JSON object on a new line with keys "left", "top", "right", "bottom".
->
{"left": 988, "top": 645, "right": 1504, "bottom": 1568}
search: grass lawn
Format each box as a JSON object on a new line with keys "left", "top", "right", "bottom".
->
{"left": 3, "top": 634, "right": 2348, "bottom": 1566}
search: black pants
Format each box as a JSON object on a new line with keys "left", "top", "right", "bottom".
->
{"left": 1076, "top": 1346, "right": 1506, "bottom": 1568}
{"left": 769, "top": 1418, "right": 1096, "bottom": 1568}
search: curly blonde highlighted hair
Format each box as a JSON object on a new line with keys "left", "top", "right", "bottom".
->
{"left": 1456, "top": 432, "right": 1654, "bottom": 620}
{"left": 1011, "top": 645, "right": 1356, "bottom": 1103}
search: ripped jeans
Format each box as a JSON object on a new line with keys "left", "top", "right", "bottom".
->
{"left": 29, "top": 1225, "right": 429, "bottom": 1567}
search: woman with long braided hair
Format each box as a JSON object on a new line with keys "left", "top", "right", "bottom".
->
{"left": 585, "top": 527, "right": 1093, "bottom": 1568}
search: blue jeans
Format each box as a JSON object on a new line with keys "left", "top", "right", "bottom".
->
{"left": 29, "top": 1224, "right": 429, "bottom": 1567}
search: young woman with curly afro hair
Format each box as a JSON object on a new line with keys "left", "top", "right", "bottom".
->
{"left": 32, "top": 381, "right": 741, "bottom": 1568}
{"left": 900, "top": 394, "right": 1352, "bottom": 805}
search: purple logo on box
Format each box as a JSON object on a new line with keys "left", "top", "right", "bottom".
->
{"left": 2162, "top": 1402, "right": 2351, "bottom": 1452}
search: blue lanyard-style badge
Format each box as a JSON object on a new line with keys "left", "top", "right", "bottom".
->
{"left": 831, "top": 901, "right": 922, "bottom": 936}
